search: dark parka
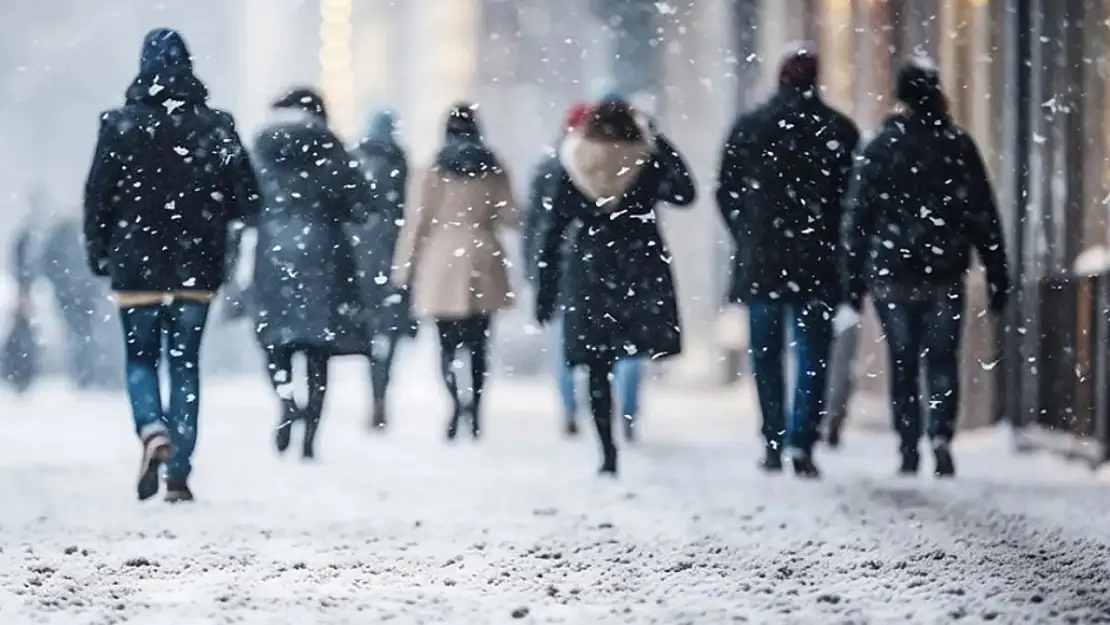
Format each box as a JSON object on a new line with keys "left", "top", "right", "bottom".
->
{"left": 536, "top": 109, "right": 696, "bottom": 366}
{"left": 250, "top": 101, "right": 373, "bottom": 355}
{"left": 350, "top": 110, "right": 415, "bottom": 337}
{"left": 842, "top": 111, "right": 1010, "bottom": 309}
{"left": 716, "top": 88, "right": 860, "bottom": 305}
{"left": 83, "top": 29, "right": 260, "bottom": 295}
{"left": 521, "top": 150, "right": 562, "bottom": 286}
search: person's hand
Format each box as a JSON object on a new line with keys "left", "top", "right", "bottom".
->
{"left": 88, "top": 257, "right": 110, "bottom": 278}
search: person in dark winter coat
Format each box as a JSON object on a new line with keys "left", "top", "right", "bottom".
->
{"left": 716, "top": 46, "right": 860, "bottom": 478}
{"left": 83, "top": 28, "right": 260, "bottom": 502}
{"left": 842, "top": 58, "right": 1010, "bottom": 478}
{"left": 251, "top": 87, "right": 372, "bottom": 460}
{"left": 350, "top": 108, "right": 414, "bottom": 430}
{"left": 41, "top": 217, "right": 123, "bottom": 390}
{"left": 536, "top": 98, "right": 696, "bottom": 476}
{"left": 393, "top": 102, "right": 519, "bottom": 441}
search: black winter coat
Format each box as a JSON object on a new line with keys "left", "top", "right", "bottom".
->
{"left": 537, "top": 130, "right": 696, "bottom": 366}
{"left": 250, "top": 112, "right": 373, "bottom": 355}
{"left": 842, "top": 112, "right": 1010, "bottom": 308}
{"left": 350, "top": 137, "right": 416, "bottom": 337}
{"left": 716, "top": 89, "right": 860, "bottom": 305}
{"left": 83, "top": 70, "right": 260, "bottom": 294}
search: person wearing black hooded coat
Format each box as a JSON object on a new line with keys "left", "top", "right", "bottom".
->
{"left": 716, "top": 46, "right": 860, "bottom": 478}
{"left": 842, "top": 59, "right": 1010, "bottom": 478}
{"left": 536, "top": 99, "right": 696, "bottom": 476}
{"left": 83, "top": 28, "right": 260, "bottom": 502}
{"left": 350, "top": 108, "right": 415, "bottom": 430}
{"left": 250, "top": 88, "right": 372, "bottom": 460}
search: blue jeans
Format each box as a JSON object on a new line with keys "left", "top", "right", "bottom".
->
{"left": 554, "top": 316, "right": 642, "bottom": 422}
{"left": 119, "top": 299, "right": 211, "bottom": 480}
{"left": 874, "top": 291, "right": 963, "bottom": 452}
{"left": 748, "top": 300, "right": 834, "bottom": 453}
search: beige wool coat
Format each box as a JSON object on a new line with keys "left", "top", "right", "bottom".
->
{"left": 392, "top": 163, "right": 519, "bottom": 320}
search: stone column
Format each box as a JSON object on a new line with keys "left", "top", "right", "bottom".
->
{"left": 235, "top": 0, "right": 303, "bottom": 135}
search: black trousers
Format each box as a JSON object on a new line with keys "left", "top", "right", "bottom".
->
{"left": 584, "top": 354, "right": 618, "bottom": 458}
{"left": 434, "top": 315, "right": 491, "bottom": 417}
{"left": 369, "top": 331, "right": 401, "bottom": 403}
{"left": 265, "top": 345, "right": 329, "bottom": 447}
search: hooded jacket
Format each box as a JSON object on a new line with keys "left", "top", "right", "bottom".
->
{"left": 536, "top": 103, "right": 696, "bottom": 366}
{"left": 83, "top": 28, "right": 260, "bottom": 301}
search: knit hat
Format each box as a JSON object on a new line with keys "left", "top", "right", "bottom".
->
{"left": 272, "top": 87, "right": 328, "bottom": 122}
{"left": 894, "top": 56, "right": 943, "bottom": 108}
{"left": 778, "top": 43, "right": 819, "bottom": 91}
{"left": 445, "top": 101, "right": 482, "bottom": 140}
{"left": 563, "top": 102, "right": 591, "bottom": 131}
{"left": 365, "top": 108, "right": 396, "bottom": 142}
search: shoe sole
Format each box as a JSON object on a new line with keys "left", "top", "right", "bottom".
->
{"left": 164, "top": 491, "right": 194, "bottom": 503}
{"left": 137, "top": 443, "right": 171, "bottom": 501}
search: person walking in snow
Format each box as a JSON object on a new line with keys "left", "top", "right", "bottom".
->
{"left": 393, "top": 102, "right": 519, "bottom": 441}
{"left": 842, "top": 58, "right": 1009, "bottom": 478}
{"left": 535, "top": 97, "right": 695, "bottom": 476}
{"left": 716, "top": 45, "right": 860, "bottom": 478}
{"left": 350, "top": 108, "right": 416, "bottom": 431}
{"left": 525, "top": 101, "right": 650, "bottom": 442}
{"left": 83, "top": 28, "right": 260, "bottom": 502}
{"left": 249, "top": 88, "right": 372, "bottom": 461}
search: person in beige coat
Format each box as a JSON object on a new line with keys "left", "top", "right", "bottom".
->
{"left": 393, "top": 102, "right": 519, "bottom": 440}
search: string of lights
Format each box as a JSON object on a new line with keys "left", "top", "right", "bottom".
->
{"left": 319, "top": 0, "right": 355, "bottom": 138}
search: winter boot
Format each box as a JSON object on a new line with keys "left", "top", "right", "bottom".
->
{"left": 137, "top": 431, "right": 172, "bottom": 501}
{"left": 598, "top": 445, "right": 619, "bottom": 476}
{"left": 789, "top": 449, "right": 821, "bottom": 479}
{"left": 164, "top": 477, "right": 194, "bottom": 503}
{"left": 275, "top": 401, "right": 298, "bottom": 454}
{"left": 898, "top": 446, "right": 920, "bottom": 476}
{"left": 760, "top": 447, "right": 784, "bottom": 473}
{"left": 622, "top": 414, "right": 637, "bottom": 444}
{"left": 301, "top": 416, "right": 320, "bottom": 461}
{"left": 370, "top": 401, "right": 387, "bottom": 431}
{"left": 564, "top": 419, "right": 579, "bottom": 437}
{"left": 933, "top": 440, "right": 955, "bottom": 478}
{"left": 446, "top": 404, "right": 462, "bottom": 441}
{"left": 469, "top": 407, "right": 482, "bottom": 440}
{"left": 825, "top": 425, "right": 842, "bottom": 449}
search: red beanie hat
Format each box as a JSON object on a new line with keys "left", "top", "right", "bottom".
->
{"left": 564, "top": 102, "right": 591, "bottom": 131}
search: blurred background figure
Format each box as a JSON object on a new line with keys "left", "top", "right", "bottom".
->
{"left": 393, "top": 102, "right": 519, "bottom": 442}
{"left": 351, "top": 107, "right": 416, "bottom": 432}
{"left": 250, "top": 87, "right": 371, "bottom": 461}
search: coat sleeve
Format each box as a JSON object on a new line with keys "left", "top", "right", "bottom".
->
{"left": 492, "top": 167, "right": 521, "bottom": 229}
{"left": 841, "top": 141, "right": 881, "bottom": 309}
{"left": 522, "top": 162, "right": 553, "bottom": 286}
{"left": 392, "top": 167, "right": 436, "bottom": 287}
{"left": 83, "top": 111, "right": 123, "bottom": 277}
{"left": 214, "top": 111, "right": 262, "bottom": 226}
{"left": 716, "top": 115, "right": 757, "bottom": 246}
{"left": 960, "top": 133, "right": 1010, "bottom": 302}
{"left": 653, "top": 133, "right": 696, "bottom": 207}
{"left": 535, "top": 175, "right": 574, "bottom": 323}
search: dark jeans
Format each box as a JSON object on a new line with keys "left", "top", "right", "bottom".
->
{"left": 435, "top": 315, "right": 491, "bottom": 415}
{"left": 748, "top": 300, "right": 834, "bottom": 453}
{"left": 874, "top": 292, "right": 963, "bottom": 452}
{"left": 119, "top": 299, "right": 211, "bottom": 480}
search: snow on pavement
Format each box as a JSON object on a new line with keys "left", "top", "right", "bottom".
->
{"left": 2, "top": 362, "right": 1110, "bottom": 624}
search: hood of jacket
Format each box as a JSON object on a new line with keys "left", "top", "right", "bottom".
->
{"left": 126, "top": 28, "right": 207, "bottom": 108}
{"left": 434, "top": 139, "right": 502, "bottom": 177}
{"left": 253, "top": 108, "right": 342, "bottom": 172}
{"left": 558, "top": 125, "right": 654, "bottom": 208}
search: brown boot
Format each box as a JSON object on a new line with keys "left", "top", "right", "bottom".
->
{"left": 164, "top": 477, "right": 194, "bottom": 503}
{"left": 137, "top": 431, "right": 172, "bottom": 501}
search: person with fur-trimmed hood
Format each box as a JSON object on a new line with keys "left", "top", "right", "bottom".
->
{"left": 716, "top": 45, "right": 860, "bottom": 479}
{"left": 842, "top": 57, "right": 1009, "bottom": 478}
{"left": 393, "top": 102, "right": 519, "bottom": 441}
{"left": 535, "top": 98, "right": 695, "bottom": 476}
{"left": 250, "top": 87, "right": 372, "bottom": 461}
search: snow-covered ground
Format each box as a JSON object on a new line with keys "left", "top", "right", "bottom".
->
{"left": 2, "top": 355, "right": 1110, "bottom": 624}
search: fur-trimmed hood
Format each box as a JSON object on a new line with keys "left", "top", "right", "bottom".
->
{"left": 558, "top": 117, "right": 655, "bottom": 208}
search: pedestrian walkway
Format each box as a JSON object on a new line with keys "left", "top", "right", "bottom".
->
{"left": 1, "top": 363, "right": 1108, "bottom": 624}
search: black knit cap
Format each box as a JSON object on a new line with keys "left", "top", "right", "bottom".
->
{"left": 272, "top": 87, "right": 328, "bottom": 122}
{"left": 445, "top": 101, "right": 482, "bottom": 141}
{"left": 894, "top": 57, "right": 942, "bottom": 108}
{"left": 778, "top": 42, "right": 819, "bottom": 91}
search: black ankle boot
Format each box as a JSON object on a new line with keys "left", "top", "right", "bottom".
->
{"left": 898, "top": 448, "right": 920, "bottom": 476}
{"left": 790, "top": 449, "right": 821, "bottom": 479}
{"left": 370, "top": 401, "right": 387, "bottom": 431}
{"left": 302, "top": 419, "right": 319, "bottom": 460}
{"left": 598, "top": 446, "right": 619, "bottom": 476}
{"left": 275, "top": 403, "right": 298, "bottom": 454}
{"left": 446, "top": 404, "right": 461, "bottom": 441}
{"left": 760, "top": 447, "right": 784, "bottom": 473}
{"left": 933, "top": 441, "right": 955, "bottom": 478}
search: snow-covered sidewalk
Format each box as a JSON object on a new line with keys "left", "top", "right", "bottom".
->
{"left": 1, "top": 362, "right": 1109, "bottom": 624}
